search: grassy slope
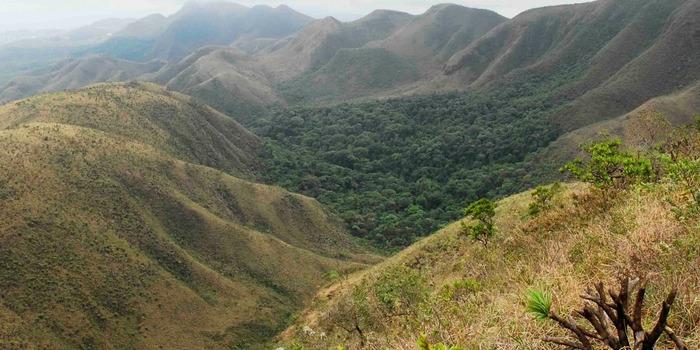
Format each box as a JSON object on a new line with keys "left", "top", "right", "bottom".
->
{"left": 282, "top": 183, "right": 700, "bottom": 349}
{"left": 555, "top": 0, "right": 700, "bottom": 130}
{"left": 150, "top": 47, "right": 284, "bottom": 120}
{"left": 0, "top": 84, "right": 379, "bottom": 349}
{"left": 279, "top": 48, "right": 419, "bottom": 103}
{"left": 534, "top": 82, "right": 700, "bottom": 170}
{"left": 278, "top": 5, "right": 505, "bottom": 103}
{"left": 0, "top": 56, "right": 165, "bottom": 104}
{"left": 0, "top": 82, "right": 261, "bottom": 178}
{"left": 441, "top": 0, "right": 696, "bottom": 130}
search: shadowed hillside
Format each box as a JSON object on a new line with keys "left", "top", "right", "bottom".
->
{"left": 277, "top": 5, "right": 506, "bottom": 102}
{"left": 259, "top": 10, "right": 414, "bottom": 81}
{"left": 150, "top": 2, "right": 312, "bottom": 61}
{"left": 0, "top": 56, "right": 165, "bottom": 104}
{"left": 442, "top": 0, "right": 698, "bottom": 128}
{"left": 149, "top": 47, "right": 283, "bottom": 119}
{"left": 0, "top": 83, "right": 378, "bottom": 349}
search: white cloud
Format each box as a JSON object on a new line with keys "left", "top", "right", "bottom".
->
{"left": 0, "top": 0, "right": 589, "bottom": 31}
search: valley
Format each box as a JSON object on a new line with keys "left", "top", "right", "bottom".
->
{"left": 0, "top": 0, "right": 699, "bottom": 349}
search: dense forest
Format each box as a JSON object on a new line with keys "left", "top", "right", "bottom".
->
{"left": 253, "top": 90, "right": 563, "bottom": 248}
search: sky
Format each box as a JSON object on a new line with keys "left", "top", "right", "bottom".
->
{"left": 0, "top": 0, "right": 587, "bottom": 32}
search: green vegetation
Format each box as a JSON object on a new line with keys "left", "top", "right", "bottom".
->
{"left": 254, "top": 91, "right": 561, "bottom": 249}
{"left": 562, "top": 139, "right": 654, "bottom": 188}
{"left": 281, "top": 128, "right": 700, "bottom": 349}
{"left": 461, "top": 198, "right": 497, "bottom": 245}
{"left": 280, "top": 48, "right": 419, "bottom": 103}
{"left": 525, "top": 289, "right": 552, "bottom": 320}
{"left": 417, "top": 335, "right": 463, "bottom": 350}
{"left": 527, "top": 183, "right": 562, "bottom": 217}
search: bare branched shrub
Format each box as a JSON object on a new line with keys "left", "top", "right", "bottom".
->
{"left": 530, "top": 276, "right": 688, "bottom": 350}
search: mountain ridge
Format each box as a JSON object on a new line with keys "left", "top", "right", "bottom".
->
{"left": 0, "top": 82, "right": 378, "bottom": 349}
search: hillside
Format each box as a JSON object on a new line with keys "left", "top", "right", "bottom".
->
{"left": 279, "top": 47, "right": 419, "bottom": 103}
{"left": 0, "top": 56, "right": 165, "bottom": 104}
{"left": 441, "top": 0, "right": 698, "bottom": 128}
{"left": 381, "top": 4, "right": 507, "bottom": 68}
{"left": 276, "top": 5, "right": 506, "bottom": 102}
{"left": 149, "top": 47, "right": 283, "bottom": 120}
{"left": 0, "top": 84, "right": 378, "bottom": 349}
{"left": 534, "top": 82, "right": 700, "bottom": 169}
{"left": 0, "top": 83, "right": 261, "bottom": 177}
{"left": 259, "top": 10, "right": 414, "bottom": 82}
{"left": 281, "top": 177, "right": 700, "bottom": 348}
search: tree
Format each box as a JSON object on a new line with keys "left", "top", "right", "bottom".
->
{"left": 461, "top": 198, "right": 497, "bottom": 245}
{"left": 562, "top": 139, "right": 653, "bottom": 189}
{"left": 527, "top": 275, "right": 687, "bottom": 350}
{"left": 661, "top": 123, "right": 700, "bottom": 206}
{"left": 528, "top": 183, "right": 562, "bottom": 217}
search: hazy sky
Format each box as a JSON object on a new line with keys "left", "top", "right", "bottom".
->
{"left": 0, "top": 0, "right": 587, "bottom": 31}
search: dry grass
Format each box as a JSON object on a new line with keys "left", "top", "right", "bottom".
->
{"left": 0, "top": 82, "right": 263, "bottom": 178}
{"left": 282, "top": 182, "right": 700, "bottom": 349}
{"left": 0, "top": 85, "right": 379, "bottom": 349}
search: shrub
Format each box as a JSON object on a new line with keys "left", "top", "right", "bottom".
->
{"left": 439, "top": 279, "right": 482, "bottom": 301}
{"left": 529, "top": 276, "right": 688, "bottom": 349}
{"left": 562, "top": 139, "right": 654, "bottom": 189}
{"left": 527, "top": 183, "right": 562, "bottom": 217}
{"left": 374, "top": 266, "right": 427, "bottom": 316}
{"left": 461, "top": 198, "right": 497, "bottom": 245}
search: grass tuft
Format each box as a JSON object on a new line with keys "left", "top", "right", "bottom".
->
{"left": 526, "top": 288, "right": 552, "bottom": 321}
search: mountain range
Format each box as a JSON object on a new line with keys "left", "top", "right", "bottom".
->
{"left": 1, "top": 0, "right": 699, "bottom": 348}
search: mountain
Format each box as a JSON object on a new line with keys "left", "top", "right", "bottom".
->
{"left": 115, "top": 14, "right": 172, "bottom": 39}
{"left": 279, "top": 179, "right": 700, "bottom": 348}
{"left": 276, "top": 5, "right": 506, "bottom": 102}
{"left": 381, "top": 4, "right": 507, "bottom": 69}
{"left": 259, "top": 10, "right": 414, "bottom": 81}
{"left": 64, "top": 18, "right": 136, "bottom": 43}
{"left": 0, "top": 29, "right": 60, "bottom": 46}
{"left": 0, "top": 56, "right": 165, "bottom": 104}
{"left": 0, "top": 19, "right": 137, "bottom": 84}
{"left": 149, "top": 3, "right": 313, "bottom": 61}
{"left": 534, "top": 81, "right": 700, "bottom": 168}
{"left": 148, "top": 46, "right": 282, "bottom": 120}
{"left": 0, "top": 83, "right": 377, "bottom": 349}
{"left": 0, "top": 2, "right": 312, "bottom": 87}
{"left": 441, "top": 0, "right": 698, "bottom": 126}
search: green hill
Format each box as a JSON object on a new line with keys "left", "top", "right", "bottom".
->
{"left": 279, "top": 47, "right": 419, "bottom": 103}
{"left": 0, "top": 83, "right": 378, "bottom": 349}
{"left": 273, "top": 5, "right": 505, "bottom": 103}
{"left": 0, "top": 83, "right": 261, "bottom": 177}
